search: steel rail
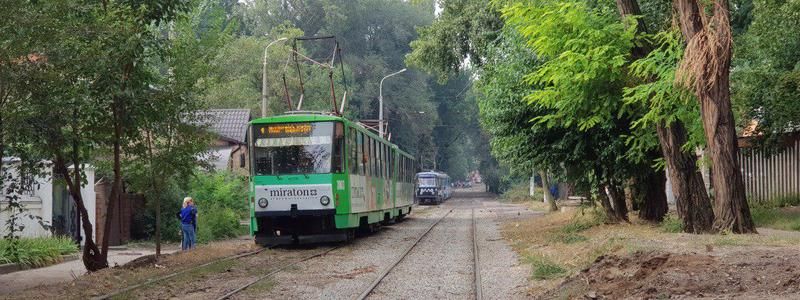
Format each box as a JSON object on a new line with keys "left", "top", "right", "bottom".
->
{"left": 216, "top": 246, "right": 341, "bottom": 300}
{"left": 93, "top": 246, "right": 271, "bottom": 300}
{"left": 355, "top": 209, "right": 454, "bottom": 300}
{"left": 472, "top": 208, "right": 483, "bottom": 300}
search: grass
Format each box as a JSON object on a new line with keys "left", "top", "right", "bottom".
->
{"left": 501, "top": 206, "right": 800, "bottom": 297}
{"left": 659, "top": 214, "right": 684, "bottom": 233}
{"left": 749, "top": 194, "right": 800, "bottom": 231}
{"left": 244, "top": 279, "right": 276, "bottom": 296}
{"left": 500, "top": 182, "right": 551, "bottom": 211}
{"left": 0, "top": 236, "right": 79, "bottom": 268}
{"left": 526, "top": 254, "right": 567, "bottom": 280}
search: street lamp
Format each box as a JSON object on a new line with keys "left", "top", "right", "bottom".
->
{"left": 379, "top": 68, "right": 407, "bottom": 138}
{"left": 262, "top": 37, "right": 289, "bottom": 118}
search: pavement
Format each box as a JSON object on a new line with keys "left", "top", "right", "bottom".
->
{"left": 0, "top": 247, "right": 179, "bottom": 295}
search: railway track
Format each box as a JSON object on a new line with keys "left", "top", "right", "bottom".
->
{"left": 215, "top": 245, "right": 341, "bottom": 300}
{"left": 356, "top": 206, "right": 483, "bottom": 300}
{"left": 92, "top": 246, "right": 272, "bottom": 300}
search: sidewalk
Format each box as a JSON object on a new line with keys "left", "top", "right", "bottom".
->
{"left": 0, "top": 247, "right": 179, "bottom": 295}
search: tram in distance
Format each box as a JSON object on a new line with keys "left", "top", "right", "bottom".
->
{"left": 414, "top": 171, "right": 452, "bottom": 205}
{"left": 248, "top": 112, "right": 416, "bottom": 245}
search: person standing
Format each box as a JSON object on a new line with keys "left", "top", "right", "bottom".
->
{"left": 179, "top": 197, "right": 198, "bottom": 250}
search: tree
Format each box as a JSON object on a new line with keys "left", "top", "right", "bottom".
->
{"left": 674, "top": 0, "right": 755, "bottom": 233}
{"left": 733, "top": 0, "right": 800, "bottom": 151}
{"left": 2, "top": 0, "right": 210, "bottom": 271}
{"left": 614, "top": 0, "right": 714, "bottom": 230}
{"left": 124, "top": 1, "right": 228, "bottom": 259}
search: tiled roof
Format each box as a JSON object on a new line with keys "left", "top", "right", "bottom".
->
{"left": 200, "top": 109, "right": 251, "bottom": 143}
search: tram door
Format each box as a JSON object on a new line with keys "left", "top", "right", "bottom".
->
{"left": 52, "top": 182, "right": 79, "bottom": 240}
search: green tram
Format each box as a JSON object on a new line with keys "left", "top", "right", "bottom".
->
{"left": 248, "top": 112, "right": 416, "bottom": 245}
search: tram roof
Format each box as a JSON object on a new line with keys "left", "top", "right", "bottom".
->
{"left": 250, "top": 113, "right": 344, "bottom": 124}
{"left": 416, "top": 171, "right": 449, "bottom": 178}
{"left": 250, "top": 112, "right": 414, "bottom": 159}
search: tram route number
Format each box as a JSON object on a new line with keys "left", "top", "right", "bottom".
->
{"left": 262, "top": 123, "right": 312, "bottom": 137}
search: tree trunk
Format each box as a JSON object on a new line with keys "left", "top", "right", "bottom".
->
{"left": 637, "top": 168, "right": 668, "bottom": 222}
{"left": 606, "top": 183, "right": 629, "bottom": 222}
{"left": 614, "top": 0, "right": 715, "bottom": 231}
{"left": 673, "top": 0, "right": 755, "bottom": 233}
{"left": 656, "top": 122, "right": 715, "bottom": 232}
{"left": 596, "top": 185, "right": 618, "bottom": 223}
{"left": 146, "top": 131, "right": 162, "bottom": 260}
{"left": 539, "top": 170, "right": 558, "bottom": 212}
{"left": 54, "top": 155, "right": 108, "bottom": 271}
{"left": 103, "top": 103, "right": 123, "bottom": 260}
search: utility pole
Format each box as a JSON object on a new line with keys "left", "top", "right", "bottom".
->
{"left": 262, "top": 37, "right": 288, "bottom": 117}
{"left": 379, "top": 68, "right": 407, "bottom": 138}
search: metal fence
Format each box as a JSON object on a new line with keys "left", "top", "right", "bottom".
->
{"left": 739, "top": 138, "right": 800, "bottom": 202}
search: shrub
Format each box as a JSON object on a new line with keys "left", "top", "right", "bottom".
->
{"left": 0, "top": 236, "right": 78, "bottom": 268}
{"left": 196, "top": 205, "right": 241, "bottom": 243}
{"left": 187, "top": 172, "right": 249, "bottom": 219}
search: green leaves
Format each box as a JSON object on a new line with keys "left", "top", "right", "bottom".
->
{"left": 504, "top": 0, "right": 636, "bottom": 132}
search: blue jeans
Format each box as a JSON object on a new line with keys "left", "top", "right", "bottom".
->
{"left": 181, "top": 223, "right": 196, "bottom": 250}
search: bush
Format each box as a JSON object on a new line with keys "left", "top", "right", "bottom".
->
{"left": 196, "top": 205, "right": 241, "bottom": 243}
{"left": 187, "top": 172, "right": 249, "bottom": 219}
{"left": 0, "top": 236, "right": 78, "bottom": 268}
{"left": 130, "top": 171, "right": 249, "bottom": 243}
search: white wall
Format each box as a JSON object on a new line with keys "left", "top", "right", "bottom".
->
{"left": 0, "top": 162, "right": 96, "bottom": 243}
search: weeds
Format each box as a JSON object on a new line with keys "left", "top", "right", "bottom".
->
{"left": 750, "top": 195, "right": 800, "bottom": 231}
{"left": 526, "top": 254, "right": 567, "bottom": 280}
{"left": 659, "top": 214, "right": 683, "bottom": 233}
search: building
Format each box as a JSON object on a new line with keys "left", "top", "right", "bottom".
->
{"left": 201, "top": 109, "right": 252, "bottom": 175}
{"left": 0, "top": 158, "right": 97, "bottom": 243}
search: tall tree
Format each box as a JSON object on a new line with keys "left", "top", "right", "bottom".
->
{"left": 615, "top": 0, "right": 714, "bottom": 229}
{"left": 673, "top": 0, "right": 755, "bottom": 233}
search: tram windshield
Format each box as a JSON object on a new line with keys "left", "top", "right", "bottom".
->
{"left": 252, "top": 121, "right": 342, "bottom": 175}
{"left": 418, "top": 176, "right": 437, "bottom": 187}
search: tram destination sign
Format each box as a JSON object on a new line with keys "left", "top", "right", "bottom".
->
{"left": 260, "top": 123, "right": 313, "bottom": 138}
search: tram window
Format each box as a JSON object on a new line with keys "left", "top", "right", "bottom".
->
{"left": 373, "top": 140, "right": 378, "bottom": 177}
{"left": 368, "top": 137, "right": 374, "bottom": 177}
{"left": 378, "top": 142, "right": 383, "bottom": 178}
{"left": 349, "top": 128, "right": 357, "bottom": 174}
{"left": 373, "top": 139, "right": 378, "bottom": 177}
{"left": 333, "top": 123, "right": 344, "bottom": 173}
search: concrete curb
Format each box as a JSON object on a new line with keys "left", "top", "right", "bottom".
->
{"left": 0, "top": 254, "right": 80, "bottom": 275}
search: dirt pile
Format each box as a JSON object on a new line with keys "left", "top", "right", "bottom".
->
{"left": 547, "top": 249, "right": 800, "bottom": 299}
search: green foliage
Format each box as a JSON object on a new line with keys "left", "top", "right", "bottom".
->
{"left": 0, "top": 236, "right": 78, "bottom": 268}
{"left": 196, "top": 206, "right": 242, "bottom": 243}
{"left": 526, "top": 254, "right": 567, "bottom": 280}
{"left": 187, "top": 172, "right": 249, "bottom": 218}
{"left": 503, "top": 1, "right": 634, "bottom": 130}
{"left": 733, "top": 0, "right": 800, "bottom": 150}
{"left": 623, "top": 30, "right": 705, "bottom": 155}
{"left": 407, "top": 0, "right": 503, "bottom": 82}
{"left": 563, "top": 210, "right": 605, "bottom": 233}
{"left": 659, "top": 214, "right": 684, "bottom": 233}
{"left": 188, "top": 171, "right": 248, "bottom": 242}
{"left": 750, "top": 207, "right": 800, "bottom": 232}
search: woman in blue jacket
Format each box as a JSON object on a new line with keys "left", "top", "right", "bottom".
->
{"left": 178, "top": 197, "right": 198, "bottom": 250}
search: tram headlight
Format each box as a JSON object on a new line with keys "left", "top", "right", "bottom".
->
{"left": 258, "top": 198, "right": 268, "bottom": 208}
{"left": 320, "top": 195, "right": 331, "bottom": 206}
